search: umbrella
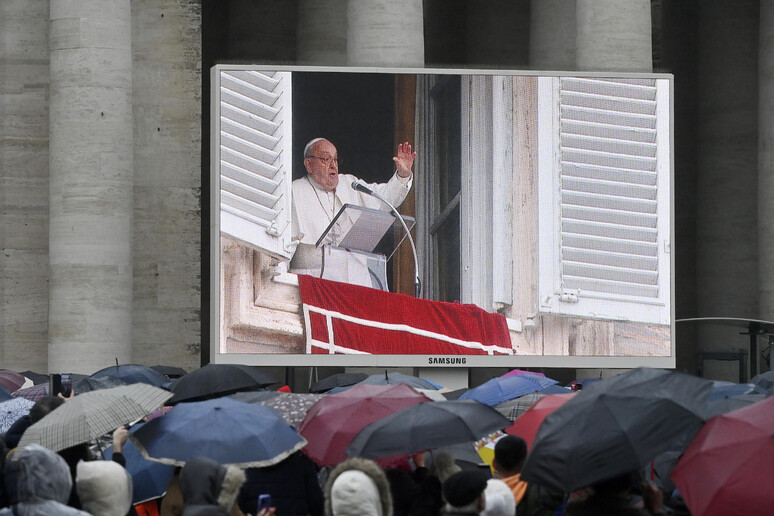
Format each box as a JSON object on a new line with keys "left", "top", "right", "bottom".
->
{"left": 130, "top": 397, "right": 306, "bottom": 467}
{"left": 459, "top": 373, "right": 559, "bottom": 406}
{"left": 671, "top": 396, "right": 774, "bottom": 516}
{"left": 18, "top": 370, "right": 49, "bottom": 385}
{"left": 494, "top": 391, "right": 545, "bottom": 422}
{"left": 709, "top": 380, "right": 768, "bottom": 401}
{"left": 0, "top": 370, "right": 27, "bottom": 393}
{"left": 442, "top": 388, "right": 469, "bottom": 400}
{"left": 150, "top": 365, "right": 188, "bottom": 379}
{"left": 503, "top": 393, "right": 576, "bottom": 449}
{"left": 91, "top": 364, "right": 169, "bottom": 387}
{"left": 231, "top": 391, "right": 324, "bottom": 428}
{"left": 309, "top": 372, "right": 368, "bottom": 393}
{"left": 707, "top": 392, "right": 768, "bottom": 418}
{"left": 750, "top": 370, "right": 774, "bottom": 391}
{"left": 11, "top": 383, "right": 48, "bottom": 402}
{"left": 0, "top": 397, "right": 35, "bottom": 434}
{"left": 73, "top": 375, "right": 128, "bottom": 395}
{"left": 346, "top": 400, "right": 511, "bottom": 459}
{"left": 104, "top": 423, "right": 175, "bottom": 504}
{"left": 18, "top": 384, "right": 173, "bottom": 452}
{"left": 521, "top": 367, "right": 713, "bottom": 492}
{"left": 501, "top": 369, "right": 546, "bottom": 378}
{"left": 0, "top": 385, "right": 11, "bottom": 402}
{"left": 168, "top": 364, "right": 278, "bottom": 404}
{"left": 299, "top": 383, "right": 431, "bottom": 466}
{"left": 361, "top": 372, "right": 439, "bottom": 390}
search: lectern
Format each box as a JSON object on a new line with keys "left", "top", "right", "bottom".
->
{"left": 315, "top": 204, "right": 415, "bottom": 290}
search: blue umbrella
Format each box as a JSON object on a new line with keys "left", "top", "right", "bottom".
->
{"left": 91, "top": 364, "right": 168, "bottom": 387}
{"left": 104, "top": 423, "right": 175, "bottom": 504}
{"left": 709, "top": 380, "right": 769, "bottom": 401}
{"left": 459, "top": 373, "right": 559, "bottom": 406}
{"left": 129, "top": 397, "right": 307, "bottom": 467}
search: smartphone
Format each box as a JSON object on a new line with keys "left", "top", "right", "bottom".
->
{"left": 257, "top": 494, "right": 272, "bottom": 512}
{"left": 61, "top": 374, "right": 72, "bottom": 397}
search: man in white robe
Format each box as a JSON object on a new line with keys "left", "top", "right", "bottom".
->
{"left": 289, "top": 138, "right": 415, "bottom": 287}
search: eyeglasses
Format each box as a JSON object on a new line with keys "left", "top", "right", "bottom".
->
{"left": 308, "top": 155, "right": 341, "bottom": 167}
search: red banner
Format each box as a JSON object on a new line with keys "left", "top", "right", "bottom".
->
{"left": 298, "top": 275, "right": 513, "bottom": 355}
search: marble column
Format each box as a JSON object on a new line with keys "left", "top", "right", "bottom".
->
{"left": 696, "top": 1, "right": 759, "bottom": 380}
{"left": 297, "top": 0, "right": 347, "bottom": 65}
{"left": 529, "top": 0, "right": 576, "bottom": 70}
{"left": 48, "top": 0, "right": 134, "bottom": 373}
{"left": 347, "top": 0, "right": 424, "bottom": 67}
{"left": 576, "top": 0, "right": 652, "bottom": 71}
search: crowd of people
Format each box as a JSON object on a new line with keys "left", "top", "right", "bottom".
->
{"left": 0, "top": 391, "right": 690, "bottom": 516}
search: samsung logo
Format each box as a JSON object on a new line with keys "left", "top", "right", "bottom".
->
{"left": 428, "top": 357, "right": 467, "bottom": 365}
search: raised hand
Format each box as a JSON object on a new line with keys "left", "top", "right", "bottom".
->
{"left": 393, "top": 142, "right": 417, "bottom": 178}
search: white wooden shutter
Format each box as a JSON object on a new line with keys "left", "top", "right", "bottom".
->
{"left": 215, "top": 68, "right": 293, "bottom": 260}
{"left": 538, "top": 76, "right": 671, "bottom": 325}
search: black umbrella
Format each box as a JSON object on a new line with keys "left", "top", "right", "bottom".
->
{"left": 73, "top": 375, "right": 128, "bottom": 395}
{"left": 168, "top": 364, "right": 278, "bottom": 404}
{"left": 521, "top": 367, "right": 713, "bottom": 492}
{"left": 309, "top": 372, "right": 368, "bottom": 393}
{"left": 91, "top": 364, "right": 168, "bottom": 387}
{"left": 18, "top": 371, "right": 50, "bottom": 385}
{"left": 346, "top": 400, "right": 510, "bottom": 459}
{"left": 150, "top": 365, "right": 188, "bottom": 379}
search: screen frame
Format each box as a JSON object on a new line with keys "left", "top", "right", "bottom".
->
{"left": 210, "top": 64, "right": 676, "bottom": 369}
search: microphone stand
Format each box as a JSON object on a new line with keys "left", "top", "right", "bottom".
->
{"left": 353, "top": 181, "right": 421, "bottom": 298}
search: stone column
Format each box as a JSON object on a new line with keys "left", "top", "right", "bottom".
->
{"left": 529, "top": 0, "right": 576, "bottom": 70}
{"left": 696, "top": 1, "right": 759, "bottom": 380}
{"left": 347, "top": 0, "right": 424, "bottom": 67}
{"left": 297, "top": 0, "right": 347, "bottom": 65}
{"left": 760, "top": 1, "right": 774, "bottom": 325}
{"left": 48, "top": 0, "right": 133, "bottom": 373}
{"left": 0, "top": 0, "right": 50, "bottom": 372}
{"left": 576, "top": 0, "right": 652, "bottom": 71}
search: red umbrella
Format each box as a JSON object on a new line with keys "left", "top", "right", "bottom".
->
{"left": 504, "top": 393, "right": 575, "bottom": 449}
{"left": 670, "top": 396, "right": 774, "bottom": 516}
{"left": 298, "top": 383, "right": 430, "bottom": 466}
{"left": 0, "top": 370, "right": 27, "bottom": 393}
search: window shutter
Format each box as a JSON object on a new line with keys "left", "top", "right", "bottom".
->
{"left": 539, "top": 77, "right": 671, "bottom": 325}
{"left": 215, "top": 68, "right": 293, "bottom": 260}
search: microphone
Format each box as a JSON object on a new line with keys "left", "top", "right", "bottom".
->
{"left": 351, "top": 180, "right": 422, "bottom": 298}
{"left": 351, "top": 181, "right": 374, "bottom": 195}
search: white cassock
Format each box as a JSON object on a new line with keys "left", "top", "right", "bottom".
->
{"left": 289, "top": 172, "right": 412, "bottom": 287}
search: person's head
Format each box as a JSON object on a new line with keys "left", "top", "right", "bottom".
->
{"left": 325, "top": 457, "right": 392, "bottom": 516}
{"left": 442, "top": 470, "right": 488, "bottom": 514}
{"left": 304, "top": 138, "right": 340, "bottom": 191}
{"left": 592, "top": 471, "right": 637, "bottom": 497}
{"left": 480, "top": 478, "right": 516, "bottom": 516}
{"left": 76, "top": 459, "right": 133, "bottom": 516}
{"left": 4, "top": 444, "right": 73, "bottom": 506}
{"left": 179, "top": 456, "right": 245, "bottom": 515}
{"left": 431, "top": 451, "right": 461, "bottom": 483}
{"left": 29, "top": 395, "right": 65, "bottom": 424}
{"left": 492, "top": 435, "right": 527, "bottom": 478}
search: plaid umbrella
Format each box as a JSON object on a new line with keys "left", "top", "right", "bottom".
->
{"left": 0, "top": 397, "right": 35, "bottom": 434}
{"left": 11, "top": 384, "right": 48, "bottom": 402}
{"left": 230, "top": 391, "right": 324, "bottom": 428}
{"left": 18, "top": 384, "right": 172, "bottom": 452}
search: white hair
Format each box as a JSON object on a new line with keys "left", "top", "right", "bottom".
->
{"left": 304, "top": 137, "right": 330, "bottom": 158}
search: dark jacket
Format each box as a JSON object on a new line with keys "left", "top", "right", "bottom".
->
{"left": 179, "top": 457, "right": 246, "bottom": 516}
{"left": 237, "top": 452, "right": 324, "bottom": 516}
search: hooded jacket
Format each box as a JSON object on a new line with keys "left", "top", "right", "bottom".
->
{"left": 178, "top": 457, "right": 246, "bottom": 516}
{"left": 0, "top": 444, "right": 90, "bottom": 516}
{"left": 76, "top": 459, "right": 133, "bottom": 516}
{"left": 324, "top": 458, "right": 393, "bottom": 516}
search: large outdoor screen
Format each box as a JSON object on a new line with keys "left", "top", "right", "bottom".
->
{"left": 210, "top": 65, "right": 674, "bottom": 369}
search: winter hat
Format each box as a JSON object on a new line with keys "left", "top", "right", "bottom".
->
{"left": 432, "top": 451, "right": 461, "bottom": 483}
{"left": 481, "top": 478, "right": 516, "bottom": 516}
{"left": 443, "top": 470, "right": 488, "bottom": 508}
{"left": 330, "top": 469, "right": 383, "bottom": 516}
{"left": 76, "top": 460, "right": 133, "bottom": 516}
